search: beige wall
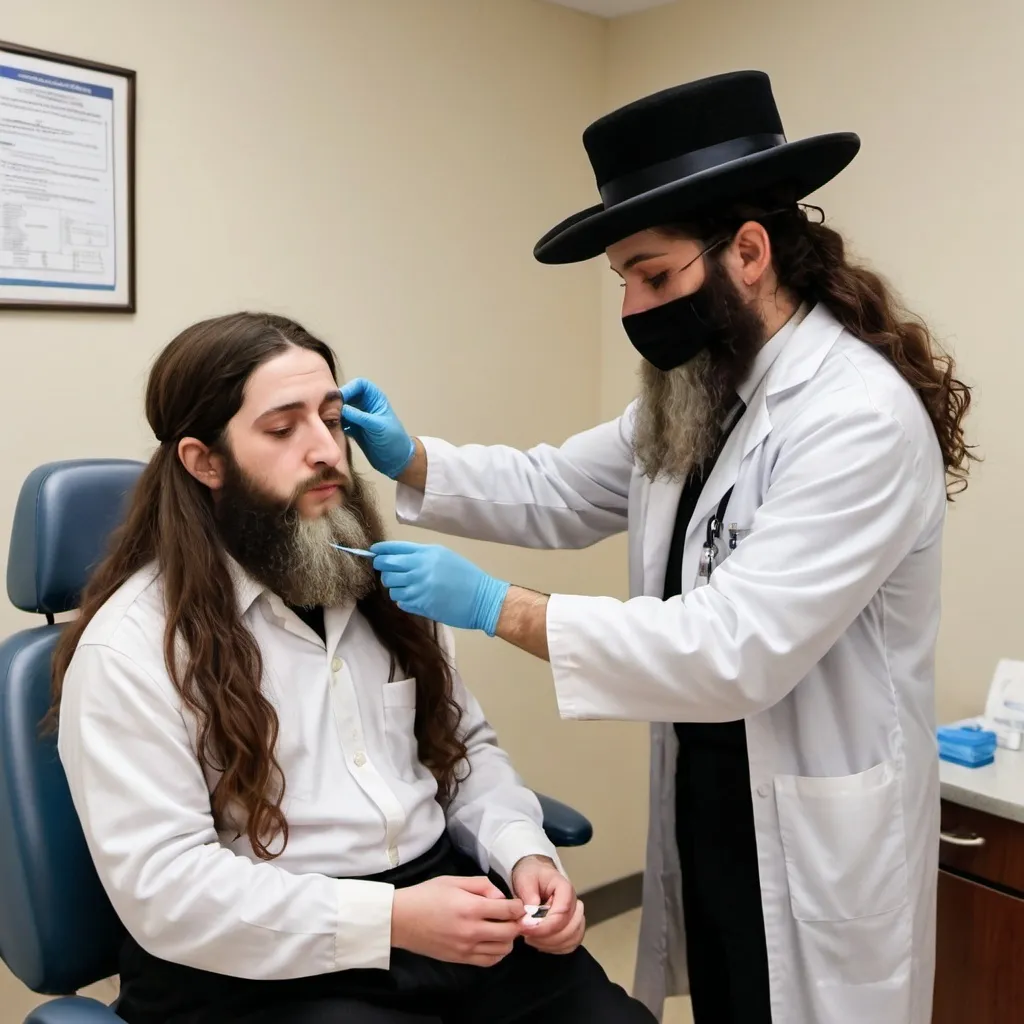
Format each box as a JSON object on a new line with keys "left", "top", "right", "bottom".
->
{"left": 602, "top": 0, "right": 1019, "bottom": 724}
{"left": 0, "top": 0, "right": 653, "bottom": 903}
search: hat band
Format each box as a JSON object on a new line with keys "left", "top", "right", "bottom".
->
{"left": 599, "top": 132, "right": 787, "bottom": 207}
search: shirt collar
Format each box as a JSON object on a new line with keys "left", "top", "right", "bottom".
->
{"left": 225, "top": 554, "right": 267, "bottom": 616}
{"left": 223, "top": 551, "right": 357, "bottom": 648}
{"left": 736, "top": 301, "right": 811, "bottom": 407}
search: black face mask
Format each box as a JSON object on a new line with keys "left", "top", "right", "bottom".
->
{"left": 620, "top": 237, "right": 734, "bottom": 372}
{"left": 621, "top": 284, "right": 722, "bottom": 372}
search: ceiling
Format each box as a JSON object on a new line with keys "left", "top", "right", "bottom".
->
{"left": 541, "top": 0, "right": 676, "bottom": 17}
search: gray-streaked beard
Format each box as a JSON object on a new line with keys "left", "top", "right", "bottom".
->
{"left": 280, "top": 494, "right": 380, "bottom": 607}
{"left": 632, "top": 350, "right": 732, "bottom": 482}
{"left": 630, "top": 257, "right": 770, "bottom": 482}
{"left": 214, "top": 456, "right": 385, "bottom": 608}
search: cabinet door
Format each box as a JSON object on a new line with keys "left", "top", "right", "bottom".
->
{"left": 940, "top": 800, "right": 1024, "bottom": 891}
{"left": 933, "top": 869, "right": 1024, "bottom": 1024}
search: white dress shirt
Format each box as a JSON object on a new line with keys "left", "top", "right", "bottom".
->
{"left": 57, "top": 557, "right": 559, "bottom": 980}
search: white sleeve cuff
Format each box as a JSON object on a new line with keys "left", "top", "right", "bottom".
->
{"left": 395, "top": 436, "right": 448, "bottom": 526}
{"left": 486, "top": 821, "right": 564, "bottom": 887}
{"left": 395, "top": 480, "right": 425, "bottom": 524}
{"left": 547, "top": 592, "right": 590, "bottom": 721}
{"left": 333, "top": 879, "right": 395, "bottom": 971}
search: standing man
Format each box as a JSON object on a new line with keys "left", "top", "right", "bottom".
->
{"left": 341, "top": 72, "right": 974, "bottom": 1024}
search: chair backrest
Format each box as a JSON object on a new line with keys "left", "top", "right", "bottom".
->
{"left": 0, "top": 459, "right": 144, "bottom": 995}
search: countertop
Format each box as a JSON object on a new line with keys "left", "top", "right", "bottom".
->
{"left": 940, "top": 746, "right": 1024, "bottom": 824}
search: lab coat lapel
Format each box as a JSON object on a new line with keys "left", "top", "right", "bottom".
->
{"left": 641, "top": 475, "right": 683, "bottom": 598}
{"left": 685, "top": 307, "right": 844, "bottom": 550}
{"left": 686, "top": 391, "right": 771, "bottom": 553}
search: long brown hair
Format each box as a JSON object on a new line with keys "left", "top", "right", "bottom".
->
{"left": 48, "top": 312, "right": 468, "bottom": 859}
{"left": 663, "top": 199, "right": 976, "bottom": 497}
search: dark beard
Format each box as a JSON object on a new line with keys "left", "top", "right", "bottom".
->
{"left": 631, "top": 257, "right": 766, "bottom": 481}
{"left": 213, "top": 454, "right": 384, "bottom": 608}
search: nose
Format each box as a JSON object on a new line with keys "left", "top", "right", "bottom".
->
{"left": 621, "top": 284, "right": 654, "bottom": 319}
{"left": 307, "top": 418, "right": 347, "bottom": 473}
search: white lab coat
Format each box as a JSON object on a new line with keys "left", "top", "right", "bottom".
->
{"left": 396, "top": 303, "right": 947, "bottom": 1024}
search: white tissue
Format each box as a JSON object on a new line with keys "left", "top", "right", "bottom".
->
{"left": 521, "top": 904, "right": 548, "bottom": 927}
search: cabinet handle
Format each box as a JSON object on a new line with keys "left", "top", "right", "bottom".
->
{"left": 940, "top": 830, "right": 986, "bottom": 847}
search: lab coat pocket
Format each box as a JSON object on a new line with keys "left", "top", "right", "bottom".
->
{"left": 725, "top": 521, "right": 752, "bottom": 552}
{"left": 775, "top": 759, "right": 908, "bottom": 923}
{"left": 382, "top": 678, "right": 422, "bottom": 781}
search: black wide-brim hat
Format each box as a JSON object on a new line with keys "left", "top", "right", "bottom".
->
{"left": 534, "top": 70, "right": 860, "bottom": 265}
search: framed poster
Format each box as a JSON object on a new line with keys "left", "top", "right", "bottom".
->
{"left": 0, "top": 40, "right": 136, "bottom": 312}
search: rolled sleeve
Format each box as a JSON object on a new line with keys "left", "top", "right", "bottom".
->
{"left": 486, "top": 820, "right": 563, "bottom": 886}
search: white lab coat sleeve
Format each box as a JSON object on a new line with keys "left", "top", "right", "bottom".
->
{"left": 57, "top": 643, "right": 395, "bottom": 978}
{"left": 546, "top": 398, "right": 937, "bottom": 722}
{"left": 439, "top": 629, "right": 563, "bottom": 885}
{"left": 395, "top": 404, "right": 636, "bottom": 549}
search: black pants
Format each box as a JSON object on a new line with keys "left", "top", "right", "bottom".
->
{"left": 675, "top": 721, "right": 773, "bottom": 1024}
{"left": 115, "top": 836, "right": 655, "bottom": 1024}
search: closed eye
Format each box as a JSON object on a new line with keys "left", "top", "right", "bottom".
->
{"left": 618, "top": 271, "right": 671, "bottom": 290}
{"left": 268, "top": 416, "right": 341, "bottom": 439}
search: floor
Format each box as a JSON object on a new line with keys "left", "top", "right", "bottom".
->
{"left": 581, "top": 908, "right": 695, "bottom": 1023}
{"left": 0, "top": 908, "right": 693, "bottom": 1022}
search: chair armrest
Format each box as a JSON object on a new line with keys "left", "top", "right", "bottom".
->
{"left": 24, "top": 996, "right": 120, "bottom": 1023}
{"left": 535, "top": 792, "right": 593, "bottom": 848}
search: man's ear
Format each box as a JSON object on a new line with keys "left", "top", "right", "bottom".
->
{"left": 177, "top": 437, "right": 225, "bottom": 491}
{"left": 732, "top": 219, "right": 773, "bottom": 288}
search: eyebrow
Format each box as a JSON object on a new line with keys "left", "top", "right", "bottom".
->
{"left": 254, "top": 389, "right": 341, "bottom": 421}
{"left": 611, "top": 251, "right": 668, "bottom": 275}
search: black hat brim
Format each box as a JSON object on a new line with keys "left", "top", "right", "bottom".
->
{"left": 533, "top": 132, "right": 860, "bottom": 265}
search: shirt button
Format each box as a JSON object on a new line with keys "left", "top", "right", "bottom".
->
{"left": 331, "top": 658, "right": 342, "bottom": 672}
{"left": 756, "top": 784, "right": 770, "bottom": 798}
{"left": 388, "top": 846, "right": 400, "bottom": 867}
{"left": 353, "top": 751, "right": 367, "bottom": 768}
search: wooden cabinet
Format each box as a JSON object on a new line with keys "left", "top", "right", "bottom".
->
{"left": 933, "top": 799, "right": 1024, "bottom": 1023}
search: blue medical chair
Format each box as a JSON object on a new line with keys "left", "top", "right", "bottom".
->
{"left": 0, "top": 459, "right": 593, "bottom": 1023}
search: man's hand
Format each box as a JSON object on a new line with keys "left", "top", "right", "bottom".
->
{"left": 391, "top": 875, "right": 525, "bottom": 967}
{"left": 371, "top": 541, "right": 511, "bottom": 636}
{"left": 340, "top": 378, "right": 416, "bottom": 480}
{"left": 511, "top": 855, "right": 585, "bottom": 956}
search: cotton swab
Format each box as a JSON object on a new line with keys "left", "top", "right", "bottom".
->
{"left": 330, "top": 544, "right": 375, "bottom": 558}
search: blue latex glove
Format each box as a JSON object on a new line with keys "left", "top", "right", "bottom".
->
{"left": 370, "top": 541, "right": 510, "bottom": 636}
{"left": 340, "top": 378, "right": 416, "bottom": 479}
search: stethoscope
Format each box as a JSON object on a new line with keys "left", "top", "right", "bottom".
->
{"left": 694, "top": 400, "right": 749, "bottom": 586}
{"left": 696, "top": 486, "right": 734, "bottom": 585}
{"left": 695, "top": 480, "right": 757, "bottom": 586}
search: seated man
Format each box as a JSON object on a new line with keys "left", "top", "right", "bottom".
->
{"left": 50, "top": 312, "right": 654, "bottom": 1024}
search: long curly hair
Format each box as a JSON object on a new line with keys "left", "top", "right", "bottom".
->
{"left": 662, "top": 198, "right": 976, "bottom": 498}
{"left": 47, "top": 312, "right": 468, "bottom": 859}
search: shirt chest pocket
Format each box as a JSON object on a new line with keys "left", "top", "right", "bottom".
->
{"left": 382, "top": 678, "right": 426, "bottom": 782}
